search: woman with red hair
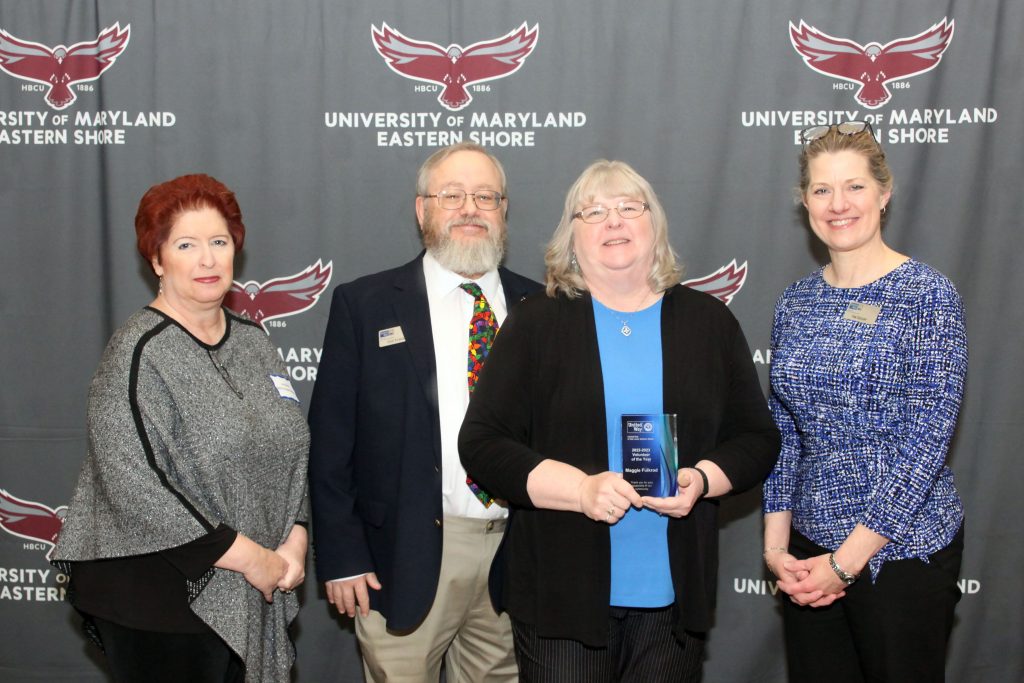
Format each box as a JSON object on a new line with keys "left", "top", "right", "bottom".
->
{"left": 54, "top": 174, "right": 310, "bottom": 682}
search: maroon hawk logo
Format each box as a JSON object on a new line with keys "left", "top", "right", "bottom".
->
{"left": 682, "top": 260, "right": 748, "bottom": 305}
{"left": 0, "top": 22, "right": 130, "bottom": 110}
{"left": 0, "top": 489, "right": 67, "bottom": 560}
{"left": 372, "top": 22, "right": 539, "bottom": 111}
{"left": 224, "top": 259, "right": 333, "bottom": 332}
{"left": 790, "top": 18, "right": 953, "bottom": 109}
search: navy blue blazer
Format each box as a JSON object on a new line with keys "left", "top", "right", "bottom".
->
{"left": 308, "top": 253, "right": 540, "bottom": 631}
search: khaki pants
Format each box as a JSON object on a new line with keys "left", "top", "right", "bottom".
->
{"left": 356, "top": 516, "right": 516, "bottom": 683}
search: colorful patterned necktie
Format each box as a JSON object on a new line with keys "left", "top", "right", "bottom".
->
{"left": 460, "top": 282, "right": 498, "bottom": 507}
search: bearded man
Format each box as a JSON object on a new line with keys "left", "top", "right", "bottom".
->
{"left": 309, "top": 143, "right": 540, "bottom": 682}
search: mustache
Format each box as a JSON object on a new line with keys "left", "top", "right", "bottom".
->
{"left": 446, "top": 217, "right": 491, "bottom": 231}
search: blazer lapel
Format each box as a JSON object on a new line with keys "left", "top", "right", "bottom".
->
{"left": 390, "top": 256, "right": 441, "bottom": 427}
{"left": 498, "top": 268, "right": 534, "bottom": 308}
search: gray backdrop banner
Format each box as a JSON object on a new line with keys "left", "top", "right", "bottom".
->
{"left": 1, "top": 2, "right": 1020, "bottom": 681}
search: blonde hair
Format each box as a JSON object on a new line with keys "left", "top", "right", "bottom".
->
{"left": 545, "top": 160, "right": 682, "bottom": 298}
{"left": 798, "top": 128, "right": 894, "bottom": 222}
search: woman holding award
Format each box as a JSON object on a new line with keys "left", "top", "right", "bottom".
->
{"left": 459, "top": 160, "right": 779, "bottom": 682}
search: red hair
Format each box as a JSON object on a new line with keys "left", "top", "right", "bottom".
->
{"left": 135, "top": 174, "right": 245, "bottom": 271}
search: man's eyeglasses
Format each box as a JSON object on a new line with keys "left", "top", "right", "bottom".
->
{"left": 800, "top": 120, "right": 877, "bottom": 145}
{"left": 573, "top": 201, "right": 649, "bottom": 224}
{"left": 423, "top": 189, "right": 505, "bottom": 211}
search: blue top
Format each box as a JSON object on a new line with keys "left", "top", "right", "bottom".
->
{"left": 593, "top": 297, "right": 674, "bottom": 607}
{"left": 763, "top": 259, "right": 966, "bottom": 578}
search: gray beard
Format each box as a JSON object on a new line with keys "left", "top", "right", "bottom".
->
{"left": 424, "top": 218, "right": 506, "bottom": 276}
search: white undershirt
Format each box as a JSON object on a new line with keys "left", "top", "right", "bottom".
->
{"left": 422, "top": 251, "right": 509, "bottom": 520}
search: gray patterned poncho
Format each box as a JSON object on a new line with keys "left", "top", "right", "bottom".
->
{"left": 54, "top": 307, "right": 310, "bottom": 682}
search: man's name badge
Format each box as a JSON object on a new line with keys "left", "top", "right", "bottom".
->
{"left": 621, "top": 414, "right": 679, "bottom": 497}
{"left": 378, "top": 326, "right": 406, "bottom": 347}
{"left": 842, "top": 301, "right": 881, "bottom": 325}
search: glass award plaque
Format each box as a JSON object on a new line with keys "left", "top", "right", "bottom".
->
{"left": 621, "top": 414, "right": 679, "bottom": 497}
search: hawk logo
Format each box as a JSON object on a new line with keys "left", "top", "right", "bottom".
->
{"left": 0, "top": 23, "right": 130, "bottom": 110}
{"left": 224, "top": 259, "right": 333, "bottom": 332}
{"left": 372, "top": 22, "right": 539, "bottom": 111}
{"left": 790, "top": 18, "right": 953, "bottom": 109}
{"left": 683, "top": 260, "right": 747, "bottom": 305}
{"left": 0, "top": 489, "right": 67, "bottom": 560}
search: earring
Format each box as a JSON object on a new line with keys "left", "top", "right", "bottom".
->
{"left": 158, "top": 276, "right": 164, "bottom": 295}
{"left": 881, "top": 205, "right": 887, "bottom": 214}
{"left": 570, "top": 251, "right": 579, "bottom": 272}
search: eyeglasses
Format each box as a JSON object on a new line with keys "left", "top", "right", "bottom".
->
{"left": 800, "top": 120, "right": 877, "bottom": 145}
{"left": 423, "top": 189, "right": 505, "bottom": 211}
{"left": 573, "top": 201, "right": 649, "bottom": 224}
{"left": 208, "top": 349, "right": 244, "bottom": 399}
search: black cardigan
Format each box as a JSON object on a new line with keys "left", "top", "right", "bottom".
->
{"left": 459, "top": 285, "right": 780, "bottom": 647}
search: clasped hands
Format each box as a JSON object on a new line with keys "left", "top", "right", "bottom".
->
{"left": 241, "top": 526, "right": 307, "bottom": 603}
{"left": 578, "top": 468, "right": 707, "bottom": 524}
{"left": 765, "top": 551, "right": 849, "bottom": 608}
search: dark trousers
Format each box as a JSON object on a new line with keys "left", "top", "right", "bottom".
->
{"left": 92, "top": 616, "right": 245, "bottom": 683}
{"left": 511, "top": 606, "right": 704, "bottom": 683}
{"left": 783, "top": 525, "right": 964, "bottom": 683}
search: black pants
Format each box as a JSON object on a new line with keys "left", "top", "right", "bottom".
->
{"left": 92, "top": 616, "right": 245, "bottom": 683}
{"left": 512, "top": 606, "right": 704, "bottom": 683}
{"left": 783, "top": 525, "right": 964, "bottom": 683}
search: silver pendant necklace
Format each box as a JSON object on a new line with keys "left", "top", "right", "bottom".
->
{"left": 606, "top": 291, "right": 653, "bottom": 337}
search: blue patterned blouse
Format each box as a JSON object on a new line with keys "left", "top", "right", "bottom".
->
{"left": 762, "top": 259, "right": 966, "bottom": 578}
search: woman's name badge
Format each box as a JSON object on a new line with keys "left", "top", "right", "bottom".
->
{"left": 621, "top": 414, "right": 679, "bottom": 497}
{"left": 842, "top": 301, "right": 881, "bottom": 325}
{"left": 270, "top": 374, "right": 299, "bottom": 401}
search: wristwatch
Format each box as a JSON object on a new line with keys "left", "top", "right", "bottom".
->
{"left": 828, "top": 552, "right": 859, "bottom": 585}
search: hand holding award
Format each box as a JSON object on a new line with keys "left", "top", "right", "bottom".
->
{"left": 642, "top": 467, "right": 706, "bottom": 518}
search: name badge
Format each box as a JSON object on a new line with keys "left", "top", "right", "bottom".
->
{"left": 378, "top": 326, "right": 406, "bottom": 347}
{"left": 270, "top": 374, "right": 299, "bottom": 402}
{"left": 842, "top": 301, "right": 881, "bottom": 325}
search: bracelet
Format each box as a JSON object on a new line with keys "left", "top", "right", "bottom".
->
{"left": 828, "top": 552, "right": 859, "bottom": 585}
{"left": 692, "top": 466, "right": 709, "bottom": 500}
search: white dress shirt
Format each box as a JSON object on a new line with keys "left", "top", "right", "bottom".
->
{"left": 422, "top": 251, "right": 509, "bottom": 520}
